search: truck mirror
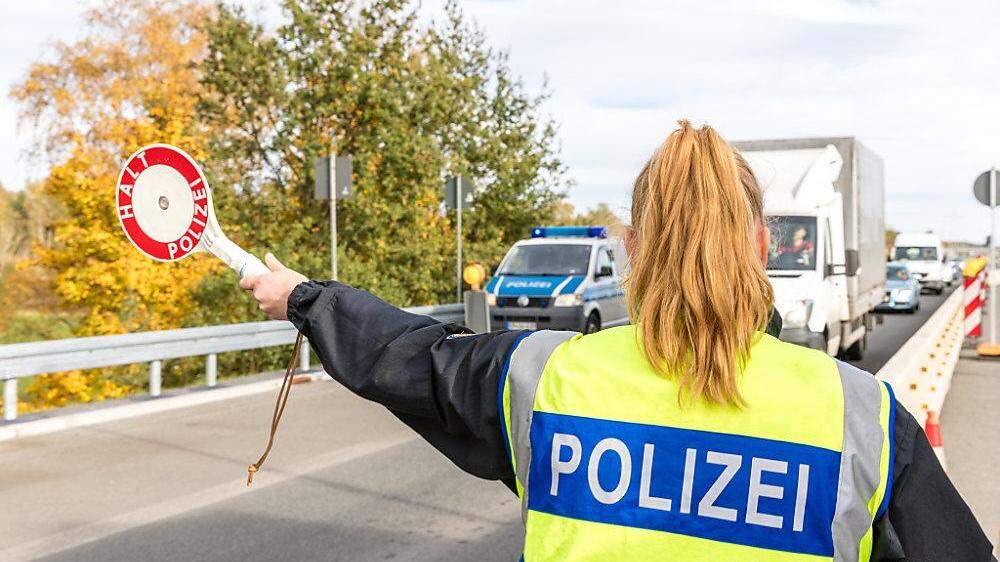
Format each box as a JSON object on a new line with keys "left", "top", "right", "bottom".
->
{"left": 825, "top": 263, "right": 847, "bottom": 277}
{"left": 845, "top": 249, "right": 860, "bottom": 276}
{"left": 596, "top": 265, "right": 613, "bottom": 278}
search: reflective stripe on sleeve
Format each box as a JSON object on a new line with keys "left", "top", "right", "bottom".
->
{"left": 504, "top": 330, "right": 576, "bottom": 523}
{"left": 832, "top": 359, "right": 889, "bottom": 562}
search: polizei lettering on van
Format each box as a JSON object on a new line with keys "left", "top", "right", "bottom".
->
{"left": 528, "top": 412, "right": 840, "bottom": 556}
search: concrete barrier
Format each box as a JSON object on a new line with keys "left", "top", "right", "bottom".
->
{"left": 877, "top": 288, "right": 964, "bottom": 425}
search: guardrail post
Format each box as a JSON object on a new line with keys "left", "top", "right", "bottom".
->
{"left": 299, "top": 342, "right": 310, "bottom": 372}
{"left": 3, "top": 379, "right": 17, "bottom": 421}
{"left": 149, "top": 360, "right": 162, "bottom": 397}
{"left": 206, "top": 353, "right": 218, "bottom": 388}
{"left": 464, "top": 290, "right": 491, "bottom": 333}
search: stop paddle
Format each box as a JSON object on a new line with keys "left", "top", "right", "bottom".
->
{"left": 115, "top": 143, "right": 268, "bottom": 278}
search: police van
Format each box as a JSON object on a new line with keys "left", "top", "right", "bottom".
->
{"left": 485, "top": 226, "right": 628, "bottom": 333}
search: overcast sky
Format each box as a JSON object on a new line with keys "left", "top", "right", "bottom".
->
{"left": 2, "top": 0, "right": 999, "bottom": 242}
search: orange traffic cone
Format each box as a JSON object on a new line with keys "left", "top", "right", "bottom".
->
{"left": 925, "top": 410, "right": 947, "bottom": 470}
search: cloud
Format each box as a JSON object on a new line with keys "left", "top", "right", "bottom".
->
{"left": 425, "top": 0, "right": 1000, "bottom": 242}
{"left": 3, "top": 0, "right": 998, "bottom": 242}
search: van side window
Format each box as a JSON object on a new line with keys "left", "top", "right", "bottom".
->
{"left": 596, "top": 248, "right": 614, "bottom": 278}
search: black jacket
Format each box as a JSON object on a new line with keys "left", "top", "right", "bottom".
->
{"left": 287, "top": 280, "right": 995, "bottom": 562}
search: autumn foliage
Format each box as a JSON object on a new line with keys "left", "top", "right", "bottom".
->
{"left": 3, "top": 0, "right": 572, "bottom": 411}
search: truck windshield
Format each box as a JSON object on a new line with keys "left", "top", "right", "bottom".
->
{"left": 767, "top": 216, "right": 818, "bottom": 271}
{"left": 498, "top": 244, "right": 592, "bottom": 276}
{"left": 894, "top": 246, "right": 938, "bottom": 261}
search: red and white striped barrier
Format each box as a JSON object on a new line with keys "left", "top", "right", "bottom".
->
{"left": 965, "top": 271, "right": 984, "bottom": 338}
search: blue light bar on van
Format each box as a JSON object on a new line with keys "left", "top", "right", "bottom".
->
{"left": 530, "top": 226, "right": 608, "bottom": 239}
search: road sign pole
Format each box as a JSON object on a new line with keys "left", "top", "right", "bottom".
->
{"left": 456, "top": 177, "right": 463, "bottom": 303}
{"left": 330, "top": 155, "right": 338, "bottom": 281}
{"left": 991, "top": 168, "right": 997, "bottom": 344}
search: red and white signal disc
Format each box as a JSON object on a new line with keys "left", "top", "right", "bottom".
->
{"left": 116, "top": 144, "right": 210, "bottom": 262}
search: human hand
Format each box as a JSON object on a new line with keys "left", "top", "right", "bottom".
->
{"left": 239, "top": 253, "right": 308, "bottom": 321}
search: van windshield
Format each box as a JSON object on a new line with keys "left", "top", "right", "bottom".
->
{"left": 498, "top": 244, "right": 592, "bottom": 276}
{"left": 894, "top": 246, "right": 938, "bottom": 261}
{"left": 888, "top": 266, "right": 909, "bottom": 281}
{"left": 767, "top": 216, "right": 818, "bottom": 271}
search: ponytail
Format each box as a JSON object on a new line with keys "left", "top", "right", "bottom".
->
{"left": 625, "top": 121, "right": 773, "bottom": 407}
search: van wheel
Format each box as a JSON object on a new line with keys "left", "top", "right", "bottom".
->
{"left": 584, "top": 312, "right": 601, "bottom": 334}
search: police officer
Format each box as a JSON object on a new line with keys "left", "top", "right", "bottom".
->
{"left": 242, "top": 121, "right": 994, "bottom": 561}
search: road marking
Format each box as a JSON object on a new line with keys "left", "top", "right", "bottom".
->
{"left": 0, "top": 435, "right": 417, "bottom": 562}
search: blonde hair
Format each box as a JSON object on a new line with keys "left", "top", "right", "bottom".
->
{"left": 626, "top": 121, "right": 773, "bottom": 406}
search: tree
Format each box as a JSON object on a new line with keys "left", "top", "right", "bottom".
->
{"left": 9, "top": 0, "right": 218, "bottom": 406}
{"left": 0, "top": 182, "right": 65, "bottom": 343}
{"left": 885, "top": 228, "right": 898, "bottom": 256}
{"left": 7, "top": 0, "right": 569, "bottom": 411}
{"left": 12, "top": 0, "right": 218, "bottom": 335}
{"left": 552, "top": 201, "right": 627, "bottom": 238}
{"left": 198, "top": 0, "right": 568, "bottom": 309}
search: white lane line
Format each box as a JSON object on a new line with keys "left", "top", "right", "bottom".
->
{"left": 0, "top": 372, "right": 328, "bottom": 444}
{"left": 0, "top": 435, "right": 417, "bottom": 562}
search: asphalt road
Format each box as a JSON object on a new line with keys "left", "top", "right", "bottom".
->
{"left": 0, "top": 285, "right": 967, "bottom": 561}
{"left": 0, "top": 380, "right": 522, "bottom": 562}
{"left": 849, "top": 284, "right": 957, "bottom": 373}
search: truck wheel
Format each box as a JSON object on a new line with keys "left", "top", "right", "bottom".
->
{"left": 841, "top": 330, "right": 867, "bottom": 361}
{"left": 584, "top": 312, "right": 601, "bottom": 334}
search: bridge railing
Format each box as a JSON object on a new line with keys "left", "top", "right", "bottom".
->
{"left": 0, "top": 303, "right": 465, "bottom": 422}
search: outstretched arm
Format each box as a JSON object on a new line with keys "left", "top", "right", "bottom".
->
{"left": 242, "top": 257, "right": 524, "bottom": 491}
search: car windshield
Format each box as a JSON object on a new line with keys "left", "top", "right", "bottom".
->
{"left": 894, "top": 246, "right": 938, "bottom": 261}
{"left": 497, "top": 244, "right": 592, "bottom": 276}
{"left": 767, "top": 216, "right": 818, "bottom": 271}
{"left": 888, "top": 266, "right": 909, "bottom": 281}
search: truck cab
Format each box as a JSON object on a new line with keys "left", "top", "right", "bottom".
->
{"left": 485, "top": 226, "right": 628, "bottom": 333}
{"left": 735, "top": 138, "right": 886, "bottom": 361}
{"left": 766, "top": 211, "right": 849, "bottom": 354}
{"left": 892, "top": 232, "right": 947, "bottom": 294}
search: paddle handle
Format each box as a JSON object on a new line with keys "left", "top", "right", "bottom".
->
{"left": 203, "top": 232, "right": 269, "bottom": 279}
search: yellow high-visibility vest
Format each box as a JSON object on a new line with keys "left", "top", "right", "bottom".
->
{"left": 500, "top": 326, "right": 894, "bottom": 562}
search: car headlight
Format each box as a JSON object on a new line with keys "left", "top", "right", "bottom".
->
{"left": 553, "top": 294, "right": 583, "bottom": 307}
{"left": 486, "top": 293, "right": 497, "bottom": 306}
{"left": 782, "top": 299, "right": 813, "bottom": 329}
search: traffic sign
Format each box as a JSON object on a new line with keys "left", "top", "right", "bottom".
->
{"left": 314, "top": 154, "right": 353, "bottom": 201}
{"left": 335, "top": 155, "right": 353, "bottom": 200}
{"left": 444, "top": 175, "right": 473, "bottom": 210}
{"left": 313, "top": 157, "right": 330, "bottom": 201}
{"left": 973, "top": 169, "right": 999, "bottom": 207}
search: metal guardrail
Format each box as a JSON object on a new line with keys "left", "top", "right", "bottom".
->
{"left": 0, "top": 303, "right": 465, "bottom": 422}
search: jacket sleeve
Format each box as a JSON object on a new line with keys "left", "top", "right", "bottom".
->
{"left": 873, "top": 400, "right": 995, "bottom": 561}
{"left": 286, "top": 280, "right": 524, "bottom": 492}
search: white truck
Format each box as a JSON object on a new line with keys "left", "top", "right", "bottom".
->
{"left": 733, "top": 138, "right": 886, "bottom": 360}
{"left": 891, "top": 232, "right": 949, "bottom": 294}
